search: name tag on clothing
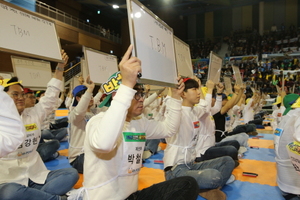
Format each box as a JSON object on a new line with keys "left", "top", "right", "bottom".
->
{"left": 123, "top": 132, "right": 146, "bottom": 142}
{"left": 25, "top": 123, "right": 38, "bottom": 132}
{"left": 121, "top": 132, "right": 145, "bottom": 176}
{"left": 286, "top": 141, "right": 300, "bottom": 175}
{"left": 193, "top": 121, "right": 200, "bottom": 129}
{"left": 274, "top": 128, "right": 283, "bottom": 136}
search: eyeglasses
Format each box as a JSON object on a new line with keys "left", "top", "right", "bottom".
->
{"left": 27, "top": 95, "right": 36, "bottom": 100}
{"left": 134, "top": 91, "right": 145, "bottom": 101}
{"left": 10, "top": 92, "right": 26, "bottom": 99}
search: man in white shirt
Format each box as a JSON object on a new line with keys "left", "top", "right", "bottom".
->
{"left": 0, "top": 84, "right": 25, "bottom": 158}
{"left": 0, "top": 51, "right": 79, "bottom": 200}
{"left": 82, "top": 45, "right": 199, "bottom": 200}
{"left": 164, "top": 77, "right": 235, "bottom": 200}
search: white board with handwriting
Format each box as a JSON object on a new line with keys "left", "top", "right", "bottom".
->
{"left": 0, "top": 72, "right": 12, "bottom": 80}
{"left": 208, "top": 51, "right": 222, "bottom": 83}
{"left": 84, "top": 47, "right": 118, "bottom": 84}
{"left": 127, "top": 0, "right": 177, "bottom": 87}
{"left": 174, "top": 36, "right": 193, "bottom": 77}
{"left": 0, "top": 1, "right": 62, "bottom": 62}
{"left": 11, "top": 56, "right": 52, "bottom": 89}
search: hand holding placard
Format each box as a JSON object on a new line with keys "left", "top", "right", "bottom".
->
{"left": 171, "top": 76, "right": 185, "bottom": 100}
{"left": 119, "top": 45, "right": 142, "bottom": 88}
{"left": 232, "top": 65, "right": 243, "bottom": 85}
{"left": 84, "top": 76, "right": 95, "bottom": 93}
{"left": 216, "top": 82, "right": 224, "bottom": 94}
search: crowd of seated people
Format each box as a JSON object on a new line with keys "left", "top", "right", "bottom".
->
{"left": 226, "top": 25, "right": 300, "bottom": 57}
{"left": 189, "top": 38, "right": 222, "bottom": 59}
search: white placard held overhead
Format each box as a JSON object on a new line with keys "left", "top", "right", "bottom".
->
{"left": 81, "top": 59, "right": 89, "bottom": 79}
{"left": 207, "top": 51, "right": 222, "bottom": 83}
{"left": 84, "top": 47, "right": 118, "bottom": 85}
{"left": 232, "top": 65, "right": 243, "bottom": 85}
{"left": 224, "top": 76, "right": 233, "bottom": 94}
{"left": 11, "top": 56, "right": 52, "bottom": 89}
{"left": 174, "top": 36, "right": 193, "bottom": 78}
{"left": 0, "top": 1, "right": 62, "bottom": 62}
{"left": 127, "top": 0, "right": 177, "bottom": 87}
{"left": 0, "top": 72, "right": 13, "bottom": 80}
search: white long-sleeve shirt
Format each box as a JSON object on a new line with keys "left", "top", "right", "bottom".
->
{"left": 0, "top": 78, "right": 62, "bottom": 186}
{"left": 195, "top": 94, "right": 222, "bottom": 156}
{"left": 68, "top": 91, "right": 105, "bottom": 163}
{"left": 83, "top": 84, "right": 182, "bottom": 200}
{"left": 0, "top": 86, "right": 25, "bottom": 158}
{"left": 275, "top": 108, "right": 300, "bottom": 194}
{"left": 164, "top": 99, "right": 208, "bottom": 168}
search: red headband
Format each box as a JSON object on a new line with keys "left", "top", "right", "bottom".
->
{"left": 183, "top": 78, "right": 191, "bottom": 83}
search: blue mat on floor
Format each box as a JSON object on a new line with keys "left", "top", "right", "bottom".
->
{"left": 45, "top": 155, "right": 71, "bottom": 170}
{"left": 58, "top": 141, "right": 69, "bottom": 150}
{"left": 249, "top": 133, "right": 274, "bottom": 140}
{"left": 243, "top": 147, "right": 275, "bottom": 162}
{"left": 143, "top": 151, "right": 164, "bottom": 170}
{"left": 221, "top": 180, "right": 284, "bottom": 200}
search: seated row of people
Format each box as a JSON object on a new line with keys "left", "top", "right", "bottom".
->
{"left": 1, "top": 45, "right": 299, "bottom": 200}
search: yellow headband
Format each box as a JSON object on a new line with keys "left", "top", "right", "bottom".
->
{"left": 0, "top": 79, "right": 22, "bottom": 87}
{"left": 273, "top": 96, "right": 282, "bottom": 105}
{"left": 291, "top": 97, "right": 300, "bottom": 108}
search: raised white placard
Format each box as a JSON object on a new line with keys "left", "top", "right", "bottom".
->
{"left": 0, "top": 72, "right": 13, "bottom": 80}
{"left": 0, "top": 1, "right": 62, "bottom": 62}
{"left": 11, "top": 56, "right": 52, "bottom": 89}
{"left": 84, "top": 47, "right": 118, "bottom": 84}
{"left": 207, "top": 51, "right": 222, "bottom": 83}
{"left": 174, "top": 36, "right": 193, "bottom": 77}
{"left": 232, "top": 65, "right": 243, "bottom": 85}
{"left": 127, "top": 0, "right": 177, "bottom": 87}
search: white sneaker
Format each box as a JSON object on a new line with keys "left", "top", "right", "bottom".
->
{"left": 239, "top": 146, "right": 247, "bottom": 154}
{"left": 226, "top": 174, "right": 235, "bottom": 184}
{"left": 142, "top": 150, "right": 152, "bottom": 159}
{"left": 60, "top": 135, "right": 69, "bottom": 142}
{"left": 66, "top": 188, "right": 83, "bottom": 200}
{"left": 157, "top": 146, "right": 162, "bottom": 152}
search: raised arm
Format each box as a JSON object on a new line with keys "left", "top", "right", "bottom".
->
{"left": 33, "top": 50, "right": 68, "bottom": 121}
{"left": 220, "top": 84, "right": 243, "bottom": 115}
{"left": 86, "top": 45, "right": 141, "bottom": 153}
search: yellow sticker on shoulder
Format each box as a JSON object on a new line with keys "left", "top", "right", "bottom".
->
{"left": 24, "top": 123, "right": 38, "bottom": 132}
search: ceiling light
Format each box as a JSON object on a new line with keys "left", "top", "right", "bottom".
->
{"left": 112, "top": 4, "right": 119, "bottom": 9}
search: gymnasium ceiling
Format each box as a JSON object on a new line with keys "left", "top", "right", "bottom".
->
{"left": 75, "top": 0, "right": 277, "bottom": 19}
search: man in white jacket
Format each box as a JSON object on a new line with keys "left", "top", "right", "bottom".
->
{"left": 0, "top": 51, "right": 79, "bottom": 200}
{"left": 0, "top": 84, "right": 25, "bottom": 158}
{"left": 164, "top": 77, "right": 235, "bottom": 200}
{"left": 82, "top": 45, "right": 199, "bottom": 200}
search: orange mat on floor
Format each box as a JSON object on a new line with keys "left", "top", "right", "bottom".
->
{"left": 257, "top": 126, "right": 273, "bottom": 130}
{"left": 58, "top": 149, "right": 69, "bottom": 157}
{"left": 74, "top": 173, "right": 84, "bottom": 189}
{"left": 232, "top": 159, "right": 277, "bottom": 186}
{"left": 138, "top": 167, "right": 165, "bottom": 190}
{"left": 55, "top": 109, "right": 69, "bottom": 117}
{"left": 70, "top": 160, "right": 278, "bottom": 189}
{"left": 159, "top": 142, "right": 167, "bottom": 150}
{"left": 248, "top": 139, "right": 274, "bottom": 149}
{"left": 72, "top": 167, "right": 166, "bottom": 190}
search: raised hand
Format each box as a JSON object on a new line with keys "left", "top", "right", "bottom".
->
{"left": 84, "top": 76, "right": 95, "bottom": 93}
{"left": 171, "top": 76, "right": 185, "bottom": 100}
{"left": 119, "top": 45, "right": 142, "bottom": 88}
